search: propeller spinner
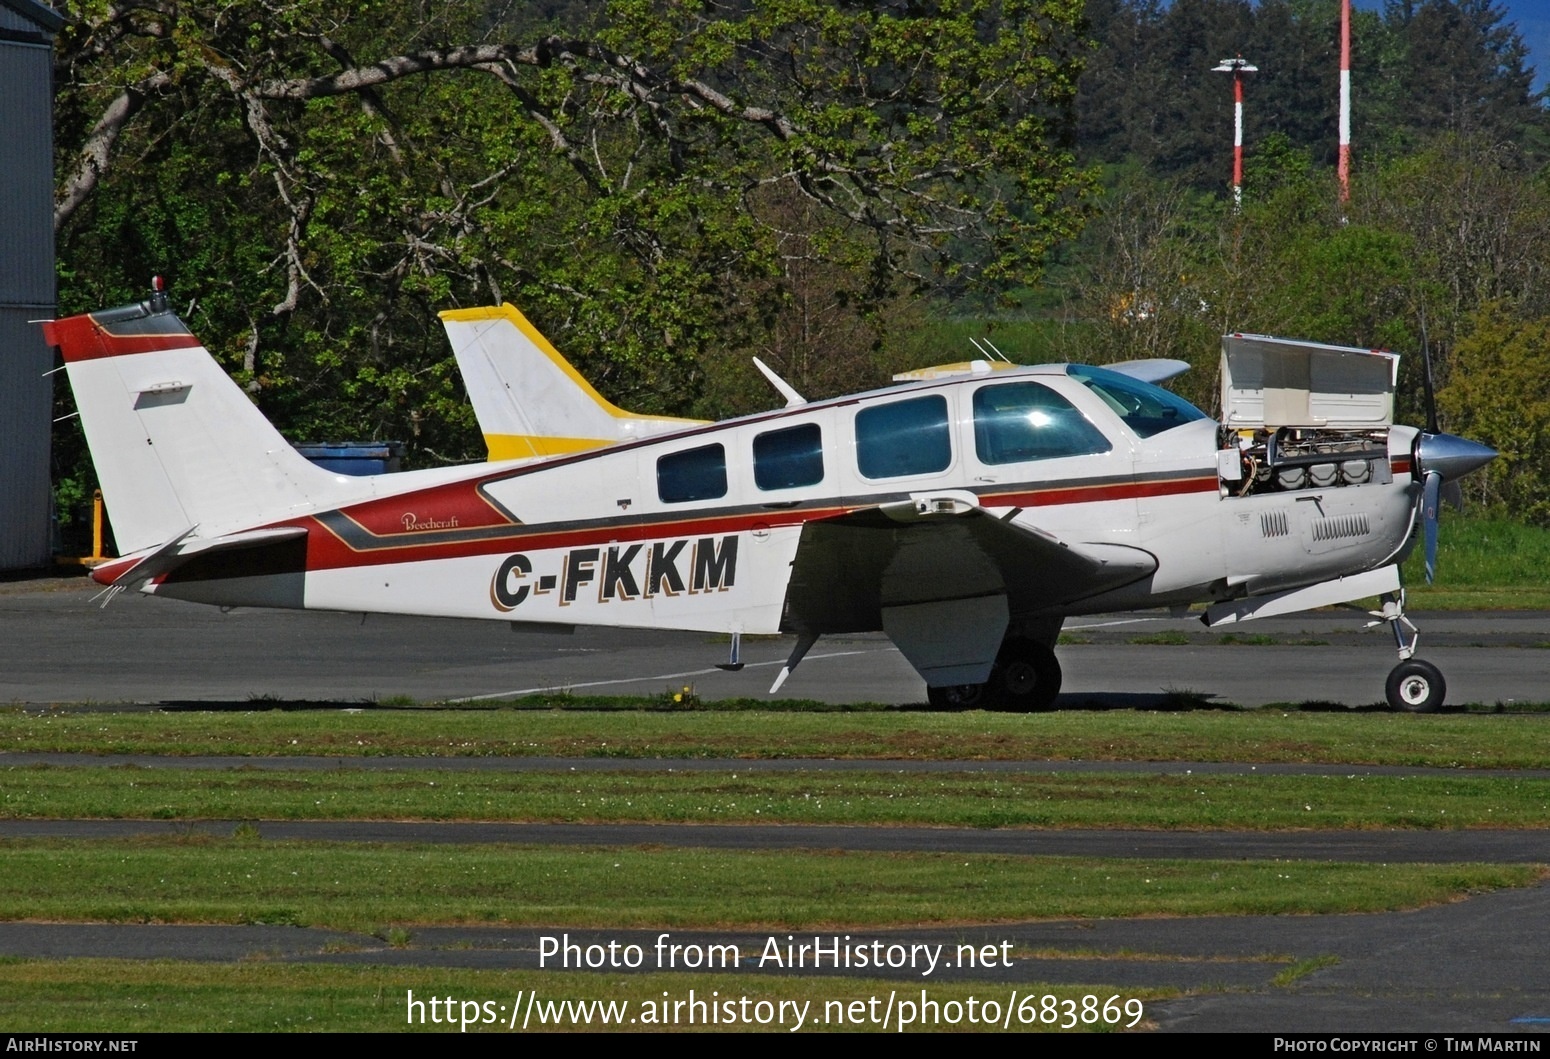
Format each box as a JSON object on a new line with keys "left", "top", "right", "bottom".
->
{"left": 1412, "top": 432, "right": 1497, "bottom": 582}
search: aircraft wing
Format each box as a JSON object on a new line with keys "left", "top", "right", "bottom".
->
{"left": 782, "top": 493, "right": 1156, "bottom": 684}
{"left": 1107, "top": 358, "right": 1191, "bottom": 384}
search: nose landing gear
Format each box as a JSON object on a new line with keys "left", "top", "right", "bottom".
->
{"left": 1386, "top": 658, "right": 1447, "bottom": 713}
{"left": 1370, "top": 591, "right": 1447, "bottom": 712}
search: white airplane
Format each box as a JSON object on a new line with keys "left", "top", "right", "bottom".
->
{"left": 47, "top": 284, "right": 1496, "bottom": 712}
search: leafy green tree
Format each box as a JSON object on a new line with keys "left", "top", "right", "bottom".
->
{"left": 1438, "top": 304, "right": 1550, "bottom": 523}
{"left": 1386, "top": 0, "right": 1542, "bottom": 149}
{"left": 54, "top": 0, "right": 1094, "bottom": 463}
{"left": 1075, "top": 0, "right": 1549, "bottom": 188}
{"left": 1045, "top": 171, "right": 1224, "bottom": 412}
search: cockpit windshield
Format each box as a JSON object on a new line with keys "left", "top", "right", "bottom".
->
{"left": 1068, "top": 365, "right": 1208, "bottom": 438}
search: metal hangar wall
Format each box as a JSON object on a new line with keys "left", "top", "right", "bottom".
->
{"left": 0, "top": 0, "right": 62, "bottom": 570}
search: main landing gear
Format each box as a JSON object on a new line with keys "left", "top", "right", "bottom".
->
{"left": 926, "top": 636, "right": 1062, "bottom": 712}
{"left": 1370, "top": 591, "right": 1447, "bottom": 712}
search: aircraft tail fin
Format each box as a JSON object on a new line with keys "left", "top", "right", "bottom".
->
{"left": 439, "top": 303, "right": 703, "bottom": 461}
{"left": 44, "top": 296, "right": 360, "bottom": 556}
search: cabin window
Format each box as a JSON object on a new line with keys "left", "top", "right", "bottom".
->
{"left": 657, "top": 443, "right": 727, "bottom": 503}
{"left": 754, "top": 423, "right": 824, "bottom": 490}
{"left": 1068, "top": 365, "right": 1208, "bottom": 438}
{"left": 972, "top": 382, "right": 1112, "bottom": 464}
{"left": 855, "top": 395, "right": 951, "bottom": 479}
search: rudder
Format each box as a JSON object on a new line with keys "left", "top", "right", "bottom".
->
{"left": 45, "top": 296, "right": 358, "bottom": 555}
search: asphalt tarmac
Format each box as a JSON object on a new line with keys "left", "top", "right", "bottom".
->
{"left": 2, "top": 577, "right": 1548, "bottom": 707}
{"left": 5, "top": 816, "right": 1550, "bottom": 863}
{"left": 2, "top": 577, "right": 1548, "bottom": 1033}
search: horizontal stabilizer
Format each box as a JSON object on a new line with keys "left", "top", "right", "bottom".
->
{"left": 93, "top": 526, "right": 309, "bottom": 590}
{"left": 892, "top": 360, "right": 1017, "bottom": 382}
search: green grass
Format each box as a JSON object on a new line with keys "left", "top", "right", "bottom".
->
{"left": 0, "top": 839, "right": 1535, "bottom": 931}
{"left": 1126, "top": 632, "right": 1192, "bottom": 646}
{"left": 5, "top": 767, "right": 1550, "bottom": 830}
{"left": 0, "top": 960, "right": 1171, "bottom": 1032}
{"left": 1401, "top": 514, "right": 1550, "bottom": 608}
{"left": 1399, "top": 584, "right": 1550, "bottom": 609}
{"left": 1407, "top": 514, "right": 1550, "bottom": 586}
{"left": 7, "top": 681, "right": 1549, "bottom": 1030}
{"left": 1270, "top": 955, "right": 1341, "bottom": 988}
{"left": 5, "top": 707, "right": 1548, "bottom": 765}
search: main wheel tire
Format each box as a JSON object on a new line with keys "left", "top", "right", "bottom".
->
{"left": 927, "top": 683, "right": 990, "bottom": 710}
{"left": 994, "top": 639, "right": 1063, "bottom": 712}
{"left": 1385, "top": 658, "right": 1447, "bottom": 713}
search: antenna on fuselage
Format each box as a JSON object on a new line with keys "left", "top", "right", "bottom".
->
{"left": 968, "top": 337, "right": 1012, "bottom": 363}
{"left": 752, "top": 357, "right": 807, "bottom": 407}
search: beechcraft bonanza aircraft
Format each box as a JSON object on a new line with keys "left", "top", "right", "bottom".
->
{"left": 48, "top": 283, "right": 1496, "bottom": 712}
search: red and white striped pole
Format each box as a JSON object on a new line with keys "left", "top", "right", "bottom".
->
{"left": 1212, "top": 57, "right": 1257, "bottom": 211}
{"left": 1338, "top": 0, "right": 1352, "bottom": 203}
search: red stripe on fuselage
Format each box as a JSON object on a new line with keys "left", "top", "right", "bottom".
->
{"left": 43, "top": 313, "right": 202, "bottom": 363}
{"left": 334, "top": 479, "right": 518, "bottom": 537}
{"left": 291, "top": 471, "right": 1221, "bottom": 573}
{"left": 300, "top": 505, "right": 855, "bottom": 572}
{"left": 986, "top": 474, "right": 1219, "bottom": 508}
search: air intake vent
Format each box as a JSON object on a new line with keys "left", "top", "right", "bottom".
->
{"left": 1312, "top": 514, "right": 1371, "bottom": 541}
{"left": 1260, "top": 510, "right": 1289, "bottom": 537}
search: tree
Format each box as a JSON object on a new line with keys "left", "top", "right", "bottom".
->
{"left": 1438, "top": 304, "right": 1550, "bottom": 523}
{"left": 1075, "top": 0, "right": 1550, "bottom": 189}
{"left": 54, "top": 0, "right": 1094, "bottom": 460}
{"left": 1387, "top": 0, "right": 1541, "bottom": 149}
{"left": 1047, "top": 171, "right": 1224, "bottom": 413}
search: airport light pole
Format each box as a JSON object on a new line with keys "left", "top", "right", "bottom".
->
{"left": 1338, "top": 0, "right": 1352, "bottom": 204}
{"left": 1212, "top": 56, "right": 1257, "bottom": 211}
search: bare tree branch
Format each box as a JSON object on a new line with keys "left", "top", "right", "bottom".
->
{"left": 54, "top": 70, "right": 172, "bottom": 231}
{"left": 252, "top": 42, "right": 552, "bottom": 100}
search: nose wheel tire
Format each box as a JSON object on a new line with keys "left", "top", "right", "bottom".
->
{"left": 1385, "top": 658, "right": 1446, "bottom": 713}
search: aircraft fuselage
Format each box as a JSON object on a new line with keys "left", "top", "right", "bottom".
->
{"left": 143, "top": 365, "right": 1420, "bottom": 635}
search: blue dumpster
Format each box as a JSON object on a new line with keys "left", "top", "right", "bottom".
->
{"left": 293, "top": 442, "right": 406, "bottom": 476}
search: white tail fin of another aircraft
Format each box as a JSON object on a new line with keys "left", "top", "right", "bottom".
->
{"left": 440, "top": 303, "right": 703, "bottom": 461}
{"left": 44, "top": 295, "right": 364, "bottom": 555}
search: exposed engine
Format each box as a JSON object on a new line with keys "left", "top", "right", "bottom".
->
{"left": 1219, "top": 426, "right": 1392, "bottom": 497}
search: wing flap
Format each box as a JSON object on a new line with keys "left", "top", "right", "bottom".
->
{"left": 783, "top": 493, "right": 1156, "bottom": 634}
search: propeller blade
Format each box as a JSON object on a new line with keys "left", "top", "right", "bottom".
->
{"left": 1412, "top": 433, "right": 1493, "bottom": 584}
{"left": 1422, "top": 470, "right": 1442, "bottom": 584}
{"left": 1441, "top": 479, "right": 1464, "bottom": 512}
{"left": 1419, "top": 312, "right": 1439, "bottom": 434}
